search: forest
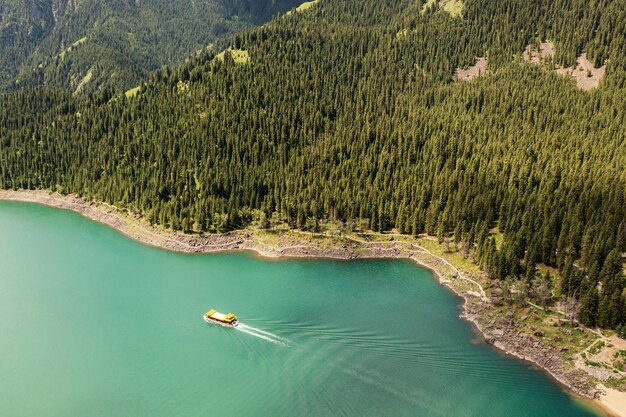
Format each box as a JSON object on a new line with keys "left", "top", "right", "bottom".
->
{"left": 1, "top": 0, "right": 626, "bottom": 329}
{"left": 0, "top": 0, "right": 302, "bottom": 93}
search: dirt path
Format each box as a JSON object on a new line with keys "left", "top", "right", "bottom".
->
{"left": 410, "top": 244, "right": 487, "bottom": 300}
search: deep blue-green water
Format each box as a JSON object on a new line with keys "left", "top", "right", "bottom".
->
{"left": 0, "top": 202, "right": 605, "bottom": 416}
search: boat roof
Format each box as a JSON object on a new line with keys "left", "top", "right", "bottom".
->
{"left": 211, "top": 312, "right": 228, "bottom": 321}
{"left": 206, "top": 310, "right": 236, "bottom": 322}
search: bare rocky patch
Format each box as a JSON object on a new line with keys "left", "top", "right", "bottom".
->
{"left": 523, "top": 42, "right": 606, "bottom": 90}
{"left": 455, "top": 57, "right": 487, "bottom": 81}
{"left": 523, "top": 42, "right": 556, "bottom": 65}
{"left": 555, "top": 53, "right": 606, "bottom": 91}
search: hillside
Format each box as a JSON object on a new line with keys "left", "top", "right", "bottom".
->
{"left": 0, "top": 0, "right": 302, "bottom": 94}
{"left": 2, "top": 0, "right": 626, "bottom": 334}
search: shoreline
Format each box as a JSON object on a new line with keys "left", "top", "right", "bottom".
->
{"left": 0, "top": 189, "right": 622, "bottom": 416}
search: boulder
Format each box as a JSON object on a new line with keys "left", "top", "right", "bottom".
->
{"left": 490, "top": 296, "right": 502, "bottom": 306}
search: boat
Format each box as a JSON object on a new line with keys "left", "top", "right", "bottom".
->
{"left": 204, "top": 309, "right": 239, "bottom": 327}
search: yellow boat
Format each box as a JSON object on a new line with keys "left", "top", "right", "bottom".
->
{"left": 203, "top": 309, "right": 239, "bottom": 327}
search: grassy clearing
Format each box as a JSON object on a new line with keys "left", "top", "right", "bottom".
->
{"left": 72, "top": 37, "right": 88, "bottom": 47}
{"left": 415, "top": 237, "right": 477, "bottom": 272}
{"left": 489, "top": 226, "right": 504, "bottom": 250}
{"left": 422, "top": 0, "right": 436, "bottom": 13}
{"left": 60, "top": 37, "right": 88, "bottom": 60}
{"left": 74, "top": 69, "right": 93, "bottom": 94}
{"left": 512, "top": 307, "right": 599, "bottom": 356}
{"left": 124, "top": 86, "right": 140, "bottom": 98}
{"left": 296, "top": 0, "right": 319, "bottom": 11}
{"left": 442, "top": 0, "right": 463, "bottom": 17}
{"left": 396, "top": 29, "right": 409, "bottom": 39}
{"left": 215, "top": 48, "right": 249, "bottom": 64}
{"left": 286, "top": 0, "right": 319, "bottom": 15}
{"left": 422, "top": 0, "right": 463, "bottom": 17}
{"left": 536, "top": 263, "right": 559, "bottom": 277}
{"left": 177, "top": 80, "right": 190, "bottom": 94}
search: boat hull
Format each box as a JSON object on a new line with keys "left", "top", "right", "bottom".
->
{"left": 204, "top": 315, "right": 239, "bottom": 328}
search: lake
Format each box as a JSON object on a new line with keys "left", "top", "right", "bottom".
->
{"left": 0, "top": 201, "right": 604, "bottom": 416}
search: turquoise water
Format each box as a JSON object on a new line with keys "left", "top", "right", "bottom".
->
{"left": 0, "top": 201, "right": 604, "bottom": 417}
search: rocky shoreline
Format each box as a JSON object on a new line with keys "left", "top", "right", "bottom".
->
{"left": 0, "top": 189, "right": 619, "bottom": 415}
{"left": 462, "top": 301, "right": 599, "bottom": 399}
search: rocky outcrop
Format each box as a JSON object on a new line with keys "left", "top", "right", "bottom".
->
{"left": 463, "top": 300, "right": 600, "bottom": 399}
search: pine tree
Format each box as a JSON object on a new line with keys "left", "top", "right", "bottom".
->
{"left": 579, "top": 282, "right": 599, "bottom": 327}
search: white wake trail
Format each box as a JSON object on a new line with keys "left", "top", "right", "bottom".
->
{"left": 236, "top": 327, "right": 284, "bottom": 344}
{"left": 238, "top": 324, "right": 291, "bottom": 342}
{"left": 235, "top": 324, "right": 291, "bottom": 346}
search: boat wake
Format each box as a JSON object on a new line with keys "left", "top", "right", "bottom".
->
{"left": 235, "top": 323, "right": 292, "bottom": 346}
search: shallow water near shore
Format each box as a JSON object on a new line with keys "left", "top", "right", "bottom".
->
{"left": 0, "top": 201, "right": 605, "bottom": 416}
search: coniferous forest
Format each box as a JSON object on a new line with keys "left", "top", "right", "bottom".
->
{"left": 0, "top": 0, "right": 303, "bottom": 93}
{"left": 2, "top": 0, "right": 626, "bottom": 329}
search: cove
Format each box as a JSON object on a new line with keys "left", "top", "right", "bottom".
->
{"left": 0, "top": 201, "right": 604, "bottom": 417}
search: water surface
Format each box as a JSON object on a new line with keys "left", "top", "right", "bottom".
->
{"left": 0, "top": 202, "right": 604, "bottom": 416}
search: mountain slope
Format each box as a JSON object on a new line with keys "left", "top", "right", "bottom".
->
{"left": 0, "top": 0, "right": 302, "bottom": 94}
{"left": 2, "top": 0, "right": 626, "bottom": 329}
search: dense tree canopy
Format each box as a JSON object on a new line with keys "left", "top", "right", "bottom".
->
{"left": 0, "top": 0, "right": 302, "bottom": 93}
{"left": 1, "top": 0, "right": 626, "bottom": 328}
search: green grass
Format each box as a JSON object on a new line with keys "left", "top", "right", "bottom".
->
{"left": 422, "top": 0, "right": 436, "bottom": 13}
{"left": 512, "top": 308, "right": 600, "bottom": 356}
{"left": 422, "top": 0, "right": 463, "bottom": 17}
{"left": 442, "top": 0, "right": 464, "bottom": 17}
{"left": 285, "top": 0, "right": 319, "bottom": 15}
{"left": 74, "top": 69, "right": 93, "bottom": 94}
{"left": 124, "top": 86, "right": 140, "bottom": 98}
{"left": 489, "top": 226, "right": 504, "bottom": 250}
{"left": 215, "top": 48, "right": 249, "bottom": 64}
{"left": 72, "top": 37, "right": 88, "bottom": 47}
{"left": 589, "top": 341, "right": 606, "bottom": 356}
{"left": 415, "top": 237, "right": 484, "bottom": 276}
{"left": 536, "top": 263, "right": 559, "bottom": 277}
{"left": 396, "top": 29, "right": 409, "bottom": 39}
{"left": 296, "top": 0, "right": 319, "bottom": 11}
{"left": 60, "top": 37, "right": 88, "bottom": 60}
{"left": 605, "top": 376, "right": 626, "bottom": 390}
{"left": 176, "top": 80, "right": 190, "bottom": 93}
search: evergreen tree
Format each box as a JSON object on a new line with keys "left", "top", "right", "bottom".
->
{"left": 579, "top": 282, "right": 599, "bottom": 327}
